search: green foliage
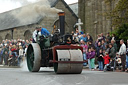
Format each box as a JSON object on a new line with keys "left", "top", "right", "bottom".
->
{"left": 112, "top": 23, "right": 128, "bottom": 41}
{"left": 104, "top": 0, "right": 128, "bottom": 28}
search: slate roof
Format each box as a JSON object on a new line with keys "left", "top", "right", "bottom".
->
{"left": 69, "top": 2, "right": 78, "bottom": 16}
{"left": 0, "top": 0, "right": 78, "bottom": 31}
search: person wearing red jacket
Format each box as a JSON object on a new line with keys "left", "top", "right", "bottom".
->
{"left": 103, "top": 52, "right": 110, "bottom": 65}
{"left": 11, "top": 45, "right": 17, "bottom": 52}
{"left": 11, "top": 45, "right": 17, "bottom": 66}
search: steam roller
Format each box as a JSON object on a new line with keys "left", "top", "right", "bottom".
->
{"left": 27, "top": 12, "right": 85, "bottom": 74}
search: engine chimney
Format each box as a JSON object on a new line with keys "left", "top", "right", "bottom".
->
{"left": 58, "top": 12, "right": 65, "bottom": 36}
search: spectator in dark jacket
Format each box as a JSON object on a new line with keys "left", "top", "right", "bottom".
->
{"left": 106, "top": 32, "right": 111, "bottom": 43}
{"left": 4, "top": 51, "right": 9, "bottom": 65}
{"left": 87, "top": 34, "right": 93, "bottom": 42}
{"left": 3, "top": 45, "right": 9, "bottom": 65}
{"left": 96, "top": 42, "right": 103, "bottom": 57}
{"left": 105, "top": 44, "right": 110, "bottom": 53}
{"left": 109, "top": 43, "right": 116, "bottom": 59}
{"left": 101, "top": 40, "right": 107, "bottom": 50}
{"left": 97, "top": 49, "right": 104, "bottom": 71}
{"left": 111, "top": 40, "right": 117, "bottom": 52}
{"left": 88, "top": 41, "right": 95, "bottom": 50}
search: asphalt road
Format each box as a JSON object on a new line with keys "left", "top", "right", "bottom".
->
{"left": 0, "top": 67, "right": 128, "bottom": 85}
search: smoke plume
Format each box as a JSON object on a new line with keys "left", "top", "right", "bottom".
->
{"left": 20, "top": 59, "right": 28, "bottom": 71}
{"left": 11, "top": 0, "right": 63, "bottom": 24}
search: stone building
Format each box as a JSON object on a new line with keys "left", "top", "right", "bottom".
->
{"left": 78, "top": 0, "right": 119, "bottom": 40}
{"left": 0, "top": 0, "right": 78, "bottom": 42}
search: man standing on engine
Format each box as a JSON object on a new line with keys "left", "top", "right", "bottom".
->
{"left": 32, "top": 27, "right": 41, "bottom": 43}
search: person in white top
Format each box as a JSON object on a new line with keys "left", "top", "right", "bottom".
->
{"left": 32, "top": 27, "right": 41, "bottom": 43}
{"left": 24, "top": 45, "right": 28, "bottom": 57}
{"left": 19, "top": 46, "right": 24, "bottom": 57}
{"left": 18, "top": 46, "right": 24, "bottom": 66}
{"left": 119, "top": 39, "right": 126, "bottom": 72}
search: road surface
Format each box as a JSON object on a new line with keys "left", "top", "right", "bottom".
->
{"left": 0, "top": 67, "right": 128, "bottom": 85}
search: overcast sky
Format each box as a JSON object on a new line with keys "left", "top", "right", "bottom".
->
{"left": 0, "top": 0, "right": 78, "bottom": 13}
{"left": 64, "top": 0, "right": 78, "bottom": 4}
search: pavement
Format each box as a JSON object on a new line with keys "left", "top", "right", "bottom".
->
{"left": 0, "top": 64, "right": 90, "bottom": 69}
{"left": 0, "top": 67, "right": 128, "bottom": 85}
{"left": 0, "top": 65, "right": 20, "bottom": 68}
{"left": 0, "top": 64, "right": 127, "bottom": 73}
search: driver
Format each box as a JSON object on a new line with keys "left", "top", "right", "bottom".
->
{"left": 40, "top": 27, "right": 50, "bottom": 37}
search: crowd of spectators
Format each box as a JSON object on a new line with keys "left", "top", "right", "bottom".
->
{"left": 72, "top": 28, "right": 128, "bottom": 72}
{"left": 0, "top": 28, "right": 128, "bottom": 73}
{"left": 0, "top": 39, "right": 30, "bottom": 66}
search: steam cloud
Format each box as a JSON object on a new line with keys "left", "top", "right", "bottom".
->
{"left": 11, "top": 0, "right": 63, "bottom": 24}
{"left": 20, "top": 59, "right": 28, "bottom": 71}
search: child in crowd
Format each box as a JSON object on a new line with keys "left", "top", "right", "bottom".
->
{"left": 97, "top": 49, "right": 104, "bottom": 71}
{"left": 103, "top": 52, "right": 110, "bottom": 65}
{"left": 90, "top": 47, "right": 96, "bottom": 70}
{"left": 116, "top": 52, "right": 122, "bottom": 70}
{"left": 87, "top": 47, "right": 96, "bottom": 70}
{"left": 80, "top": 40, "right": 88, "bottom": 66}
{"left": 87, "top": 48, "right": 92, "bottom": 70}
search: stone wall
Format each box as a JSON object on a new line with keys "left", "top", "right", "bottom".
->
{"left": 0, "top": 25, "right": 35, "bottom": 41}
{"left": 78, "top": 0, "right": 119, "bottom": 40}
{"left": 78, "top": 0, "right": 85, "bottom": 30}
{"left": 0, "top": 30, "right": 12, "bottom": 42}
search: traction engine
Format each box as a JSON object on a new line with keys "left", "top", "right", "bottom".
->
{"left": 27, "top": 12, "right": 84, "bottom": 74}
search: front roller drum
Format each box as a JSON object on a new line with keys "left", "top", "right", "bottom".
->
{"left": 27, "top": 43, "right": 41, "bottom": 72}
{"left": 54, "top": 50, "right": 83, "bottom": 74}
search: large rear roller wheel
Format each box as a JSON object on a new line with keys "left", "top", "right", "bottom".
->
{"left": 54, "top": 50, "right": 83, "bottom": 74}
{"left": 27, "top": 43, "right": 41, "bottom": 72}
